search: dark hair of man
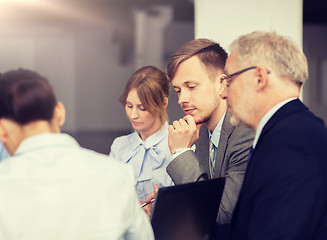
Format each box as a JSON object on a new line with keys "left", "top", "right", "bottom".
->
{"left": 0, "top": 69, "right": 57, "bottom": 125}
{"left": 167, "top": 38, "right": 228, "bottom": 80}
{"left": 119, "top": 66, "right": 170, "bottom": 124}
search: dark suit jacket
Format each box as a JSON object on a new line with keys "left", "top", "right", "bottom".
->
{"left": 230, "top": 99, "right": 327, "bottom": 240}
{"left": 167, "top": 111, "right": 254, "bottom": 224}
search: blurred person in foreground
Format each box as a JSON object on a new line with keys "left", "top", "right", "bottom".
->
{"left": 0, "top": 69, "right": 154, "bottom": 240}
{"left": 221, "top": 31, "right": 327, "bottom": 239}
{"left": 110, "top": 66, "right": 173, "bottom": 205}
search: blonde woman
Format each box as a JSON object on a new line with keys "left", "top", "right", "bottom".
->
{"left": 110, "top": 66, "right": 174, "bottom": 202}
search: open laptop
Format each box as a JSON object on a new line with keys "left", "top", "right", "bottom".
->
{"left": 150, "top": 177, "right": 226, "bottom": 240}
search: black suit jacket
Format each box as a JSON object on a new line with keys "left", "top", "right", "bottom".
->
{"left": 230, "top": 99, "right": 327, "bottom": 240}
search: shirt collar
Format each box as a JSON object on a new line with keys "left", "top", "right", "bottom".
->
{"left": 209, "top": 111, "right": 226, "bottom": 148}
{"left": 253, "top": 98, "right": 297, "bottom": 149}
{"left": 15, "top": 132, "right": 79, "bottom": 156}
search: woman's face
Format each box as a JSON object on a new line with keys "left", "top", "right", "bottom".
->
{"left": 125, "top": 88, "right": 161, "bottom": 140}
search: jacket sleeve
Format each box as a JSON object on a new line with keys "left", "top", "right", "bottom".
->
{"left": 166, "top": 150, "right": 209, "bottom": 184}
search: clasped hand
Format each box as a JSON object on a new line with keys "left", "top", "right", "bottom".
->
{"left": 168, "top": 115, "right": 202, "bottom": 155}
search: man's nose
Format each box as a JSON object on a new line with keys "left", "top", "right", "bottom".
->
{"left": 177, "top": 90, "right": 190, "bottom": 106}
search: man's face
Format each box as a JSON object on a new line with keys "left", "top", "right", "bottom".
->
{"left": 221, "top": 51, "right": 256, "bottom": 127}
{"left": 172, "top": 56, "right": 222, "bottom": 126}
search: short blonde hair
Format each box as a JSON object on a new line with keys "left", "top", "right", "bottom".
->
{"left": 230, "top": 31, "right": 308, "bottom": 86}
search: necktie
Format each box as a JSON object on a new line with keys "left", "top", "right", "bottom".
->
{"left": 209, "top": 140, "right": 216, "bottom": 178}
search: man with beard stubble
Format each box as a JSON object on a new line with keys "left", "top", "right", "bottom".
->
{"left": 164, "top": 38, "right": 254, "bottom": 238}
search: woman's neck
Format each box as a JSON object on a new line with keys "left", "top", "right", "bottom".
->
{"left": 139, "top": 120, "right": 163, "bottom": 141}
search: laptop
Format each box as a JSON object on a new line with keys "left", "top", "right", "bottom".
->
{"left": 150, "top": 177, "right": 226, "bottom": 240}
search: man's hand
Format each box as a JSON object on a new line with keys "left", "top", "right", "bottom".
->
{"left": 168, "top": 115, "right": 202, "bottom": 155}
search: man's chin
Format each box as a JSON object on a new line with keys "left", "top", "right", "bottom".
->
{"left": 229, "top": 114, "right": 252, "bottom": 129}
{"left": 194, "top": 115, "right": 210, "bottom": 125}
{"left": 230, "top": 115, "right": 241, "bottom": 126}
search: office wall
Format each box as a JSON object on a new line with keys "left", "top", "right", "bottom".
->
{"left": 0, "top": 26, "right": 132, "bottom": 133}
{"left": 194, "top": 0, "right": 303, "bottom": 50}
{"left": 303, "top": 25, "right": 327, "bottom": 124}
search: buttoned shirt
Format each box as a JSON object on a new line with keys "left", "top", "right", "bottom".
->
{"left": 0, "top": 133, "right": 154, "bottom": 240}
{"left": 110, "top": 122, "right": 174, "bottom": 201}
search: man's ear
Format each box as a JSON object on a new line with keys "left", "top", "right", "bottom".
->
{"left": 255, "top": 67, "right": 269, "bottom": 92}
{"left": 53, "top": 102, "right": 66, "bottom": 127}
{"left": 218, "top": 74, "right": 227, "bottom": 97}
{"left": 163, "top": 97, "right": 168, "bottom": 108}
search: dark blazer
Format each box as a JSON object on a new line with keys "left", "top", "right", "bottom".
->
{"left": 167, "top": 111, "right": 254, "bottom": 224}
{"left": 230, "top": 99, "right": 327, "bottom": 240}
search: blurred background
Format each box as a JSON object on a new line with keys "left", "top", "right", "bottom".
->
{"left": 0, "top": 0, "right": 325, "bottom": 154}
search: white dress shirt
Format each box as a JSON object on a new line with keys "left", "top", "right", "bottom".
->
{"left": 110, "top": 122, "right": 173, "bottom": 201}
{"left": 253, "top": 98, "right": 297, "bottom": 149}
{"left": 0, "top": 133, "right": 154, "bottom": 240}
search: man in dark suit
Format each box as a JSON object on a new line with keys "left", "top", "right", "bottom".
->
{"left": 165, "top": 38, "right": 254, "bottom": 230}
{"left": 221, "top": 31, "right": 327, "bottom": 239}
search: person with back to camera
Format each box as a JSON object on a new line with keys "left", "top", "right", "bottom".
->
{"left": 109, "top": 66, "right": 174, "bottom": 205}
{"left": 0, "top": 68, "right": 154, "bottom": 240}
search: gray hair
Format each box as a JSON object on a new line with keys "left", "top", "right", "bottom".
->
{"left": 229, "top": 31, "right": 308, "bottom": 86}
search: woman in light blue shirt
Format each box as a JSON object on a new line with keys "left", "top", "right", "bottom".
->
{"left": 110, "top": 66, "right": 174, "bottom": 202}
{"left": 0, "top": 142, "right": 9, "bottom": 161}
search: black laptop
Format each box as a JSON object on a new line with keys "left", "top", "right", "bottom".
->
{"left": 150, "top": 177, "right": 226, "bottom": 240}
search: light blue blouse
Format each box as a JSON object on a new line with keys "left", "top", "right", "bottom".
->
{"left": 109, "top": 122, "right": 174, "bottom": 201}
{"left": 0, "top": 142, "right": 9, "bottom": 162}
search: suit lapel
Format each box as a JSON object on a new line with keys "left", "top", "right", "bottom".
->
{"left": 214, "top": 111, "right": 235, "bottom": 178}
{"left": 256, "top": 99, "right": 307, "bottom": 149}
{"left": 195, "top": 111, "right": 235, "bottom": 178}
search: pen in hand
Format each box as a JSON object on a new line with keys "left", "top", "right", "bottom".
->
{"left": 140, "top": 198, "right": 155, "bottom": 208}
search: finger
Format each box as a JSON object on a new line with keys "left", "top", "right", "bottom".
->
{"left": 144, "top": 184, "right": 160, "bottom": 203}
{"left": 178, "top": 118, "right": 189, "bottom": 128}
{"left": 172, "top": 120, "right": 182, "bottom": 130}
{"left": 183, "top": 115, "right": 197, "bottom": 129}
{"left": 168, "top": 124, "right": 174, "bottom": 133}
{"left": 143, "top": 205, "right": 152, "bottom": 218}
{"left": 144, "top": 191, "right": 155, "bottom": 203}
{"left": 154, "top": 184, "right": 160, "bottom": 194}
